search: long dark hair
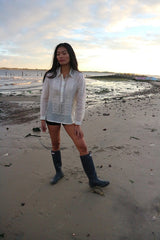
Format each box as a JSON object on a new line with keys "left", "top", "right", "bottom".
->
{"left": 43, "top": 43, "right": 79, "bottom": 82}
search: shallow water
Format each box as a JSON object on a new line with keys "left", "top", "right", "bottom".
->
{"left": 0, "top": 69, "right": 153, "bottom": 105}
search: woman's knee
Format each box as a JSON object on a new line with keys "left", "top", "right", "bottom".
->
{"left": 51, "top": 139, "right": 60, "bottom": 151}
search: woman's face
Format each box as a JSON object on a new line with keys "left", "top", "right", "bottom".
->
{"left": 56, "top": 46, "right": 70, "bottom": 66}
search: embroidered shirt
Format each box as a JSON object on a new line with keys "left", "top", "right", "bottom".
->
{"left": 40, "top": 68, "right": 86, "bottom": 125}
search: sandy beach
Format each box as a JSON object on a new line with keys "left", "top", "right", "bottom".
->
{"left": 0, "top": 82, "right": 160, "bottom": 240}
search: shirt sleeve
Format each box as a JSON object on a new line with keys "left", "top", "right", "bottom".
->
{"left": 40, "top": 77, "right": 49, "bottom": 120}
{"left": 74, "top": 73, "right": 86, "bottom": 125}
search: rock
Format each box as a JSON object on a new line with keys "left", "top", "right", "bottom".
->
{"left": 103, "top": 113, "right": 110, "bottom": 116}
{"left": 130, "top": 136, "right": 140, "bottom": 140}
{"left": 129, "top": 179, "right": 134, "bottom": 184}
{"left": 32, "top": 127, "right": 41, "bottom": 132}
{"left": 97, "top": 165, "right": 103, "bottom": 168}
{"left": 4, "top": 163, "right": 12, "bottom": 167}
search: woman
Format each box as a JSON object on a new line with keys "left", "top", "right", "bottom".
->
{"left": 40, "top": 43, "right": 110, "bottom": 188}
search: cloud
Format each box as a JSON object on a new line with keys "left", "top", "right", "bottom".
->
{"left": 0, "top": 0, "right": 160, "bottom": 74}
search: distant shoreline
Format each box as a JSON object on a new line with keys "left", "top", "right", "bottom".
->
{"left": 87, "top": 74, "right": 160, "bottom": 82}
{"left": 0, "top": 67, "right": 113, "bottom": 74}
{"left": 0, "top": 67, "right": 47, "bottom": 71}
{"left": 1, "top": 67, "right": 160, "bottom": 81}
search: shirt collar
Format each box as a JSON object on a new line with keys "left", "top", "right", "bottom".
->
{"left": 57, "top": 67, "right": 74, "bottom": 78}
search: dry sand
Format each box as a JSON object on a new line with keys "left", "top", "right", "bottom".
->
{"left": 0, "top": 82, "right": 160, "bottom": 240}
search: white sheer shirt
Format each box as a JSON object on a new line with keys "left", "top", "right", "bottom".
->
{"left": 40, "top": 68, "right": 86, "bottom": 125}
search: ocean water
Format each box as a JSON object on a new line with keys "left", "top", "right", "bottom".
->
{"left": 0, "top": 69, "right": 153, "bottom": 105}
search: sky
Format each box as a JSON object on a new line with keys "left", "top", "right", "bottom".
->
{"left": 0, "top": 0, "right": 160, "bottom": 75}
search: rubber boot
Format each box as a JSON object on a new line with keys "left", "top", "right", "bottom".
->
{"left": 50, "top": 150, "right": 64, "bottom": 185}
{"left": 80, "top": 152, "right": 110, "bottom": 188}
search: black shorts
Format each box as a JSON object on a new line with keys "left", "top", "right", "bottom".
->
{"left": 46, "top": 120, "right": 66, "bottom": 126}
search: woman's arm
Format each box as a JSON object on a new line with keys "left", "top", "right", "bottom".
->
{"left": 40, "top": 77, "right": 49, "bottom": 121}
{"left": 74, "top": 74, "right": 86, "bottom": 125}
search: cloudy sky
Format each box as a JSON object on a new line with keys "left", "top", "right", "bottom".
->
{"left": 0, "top": 0, "right": 160, "bottom": 75}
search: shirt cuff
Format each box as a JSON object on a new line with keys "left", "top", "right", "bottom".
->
{"left": 40, "top": 116, "right": 46, "bottom": 120}
{"left": 74, "top": 121, "right": 81, "bottom": 125}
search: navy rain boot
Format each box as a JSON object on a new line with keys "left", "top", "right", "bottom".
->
{"left": 50, "top": 150, "right": 64, "bottom": 185}
{"left": 80, "top": 152, "right": 110, "bottom": 188}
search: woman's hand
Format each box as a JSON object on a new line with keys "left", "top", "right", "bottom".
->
{"left": 74, "top": 125, "right": 84, "bottom": 139}
{"left": 41, "top": 120, "right": 47, "bottom": 132}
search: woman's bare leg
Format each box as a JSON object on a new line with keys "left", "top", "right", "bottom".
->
{"left": 63, "top": 124, "right": 88, "bottom": 155}
{"left": 47, "top": 124, "right": 61, "bottom": 151}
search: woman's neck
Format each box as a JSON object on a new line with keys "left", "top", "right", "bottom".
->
{"left": 61, "top": 64, "right": 70, "bottom": 78}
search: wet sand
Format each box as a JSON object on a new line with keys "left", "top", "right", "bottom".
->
{"left": 0, "top": 82, "right": 160, "bottom": 240}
